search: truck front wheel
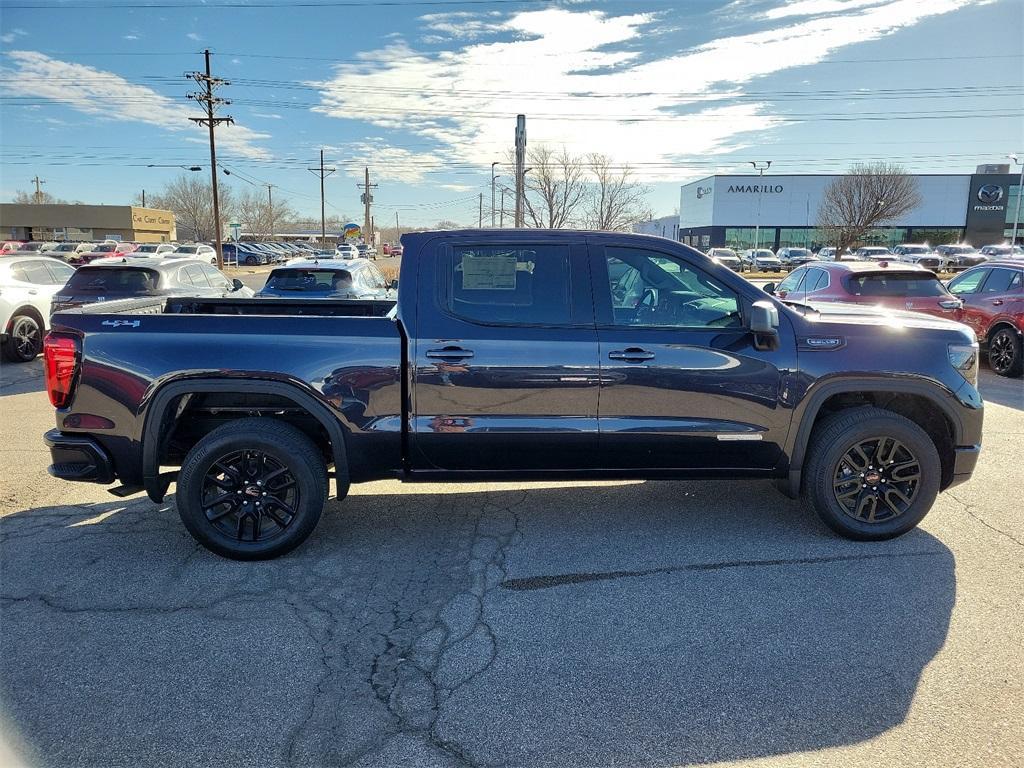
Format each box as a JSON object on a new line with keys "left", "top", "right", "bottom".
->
{"left": 802, "top": 407, "right": 941, "bottom": 541}
{"left": 176, "top": 418, "right": 328, "bottom": 560}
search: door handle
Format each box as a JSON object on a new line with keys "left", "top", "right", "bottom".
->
{"left": 991, "top": 299, "right": 1003, "bottom": 306}
{"left": 28, "top": 289, "right": 38, "bottom": 295}
{"left": 426, "top": 346, "right": 474, "bottom": 360}
{"left": 608, "top": 348, "right": 655, "bottom": 362}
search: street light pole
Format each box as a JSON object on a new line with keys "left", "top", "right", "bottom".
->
{"left": 491, "top": 162, "right": 499, "bottom": 227}
{"left": 1010, "top": 153, "right": 1023, "bottom": 246}
{"left": 750, "top": 160, "right": 771, "bottom": 251}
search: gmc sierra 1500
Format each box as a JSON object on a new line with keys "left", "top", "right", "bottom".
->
{"left": 43, "top": 230, "right": 983, "bottom": 559}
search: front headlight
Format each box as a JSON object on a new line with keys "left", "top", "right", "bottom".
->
{"left": 948, "top": 343, "right": 979, "bottom": 387}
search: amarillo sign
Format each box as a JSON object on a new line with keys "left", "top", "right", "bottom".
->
{"left": 726, "top": 184, "right": 785, "bottom": 194}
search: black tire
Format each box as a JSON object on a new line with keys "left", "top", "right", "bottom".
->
{"left": 2, "top": 313, "right": 43, "bottom": 362}
{"left": 988, "top": 327, "right": 1023, "bottom": 378}
{"left": 802, "top": 407, "right": 941, "bottom": 541}
{"left": 245, "top": 254, "right": 258, "bottom": 266}
{"left": 176, "top": 418, "right": 328, "bottom": 560}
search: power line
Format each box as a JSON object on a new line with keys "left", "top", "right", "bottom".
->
{"left": 4, "top": 0, "right": 547, "bottom": 8}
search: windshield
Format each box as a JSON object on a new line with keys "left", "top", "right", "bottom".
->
{"left": 55, "top": 244, "right": 78, "bottom": 252}
{"left": 902, "top": 246, "right": 930, "bottom": 254}
{"left": 135, "top": 244, "right": 159, "bottom": 252}
{"left": 847, "top": 273, "right": 949, "bottom": 297}
{"left": 93, "top": 244, "right": 117, "bottom": 253}
{"left": 945, "top": 246, "right": 975, "bottom": 254}
{"left": 788, "top": 249, "right": 811, "bottom": 257}
{"left": 264, "top": 268, "right": 353, "bottom": 292}
{"left": 174, "top": 246, "right": 198, "bottom": 254}
{"left": 64, "top": 267, "right": 160, "bottom": 293}
{"left": 755, "top": 250, "right": 776, "bottom": 258}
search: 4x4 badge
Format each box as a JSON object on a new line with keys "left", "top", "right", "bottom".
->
{"left": 101, "top": 320, "right": 141, "bottom": 328}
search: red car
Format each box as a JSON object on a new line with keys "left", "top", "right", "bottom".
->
{"left": 947, "top": 261, "right": 1023, "bottom": 377}
{"left": 768, "top": 261, "right": 962, "bottom": 320}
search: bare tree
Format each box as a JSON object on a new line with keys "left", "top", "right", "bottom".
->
{"left": 11, "top": 189, "right": 67, "bottom": 205}
{"left": 817, "top": 163, "right": 921, "bottom": 256}
{"left": 236, "top": 188, "right": 296, "bottom": 239}
{"left": 584, "top": 153, "right": 651, "bottom": 231}
{"left": 520, "top": 145, "right": 589, "bottom": 229}
{"left": 434, "top": 219, "right": 461, "bottom": 230}
{"left": 145, "top": 175, "right": 235, "bottom": 242}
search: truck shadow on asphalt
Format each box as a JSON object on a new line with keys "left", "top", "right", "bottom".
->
{"left": 0, "top": 480, "right": 955, "bottom": 767}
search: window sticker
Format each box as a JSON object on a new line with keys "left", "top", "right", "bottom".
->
{"left": 461, "top": 253, "right": 518, "bottom": 290}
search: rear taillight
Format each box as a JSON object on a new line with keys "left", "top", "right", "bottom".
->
{"left": 43, "top": 334, "right": 80, "bottom": 408}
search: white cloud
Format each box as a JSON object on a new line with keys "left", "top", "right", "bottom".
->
{"left": 439, "top": 183, "right": 475, "bottom": 192}
{"left": 253, "top": 112, "right": 283, "bottom": 119}
{"left": 310, "top": 1, "right": 983, "bottom": 182}
{"left": 0, "top": 51, "right": 271, "bottom": 159}
{"left": 1, "top": 28, "right": 28, "bottom": 44}
{"left": 186, "top": 32, "right": 202, "bottom": 41}
{"left": 418, "top": 10, "right": 505, "bottom": 42}
{"left": 123, "top": 34, "right": 140, "bottom": 40}
{"left": 339, "top": 140, "right": 448, "bottom": 184}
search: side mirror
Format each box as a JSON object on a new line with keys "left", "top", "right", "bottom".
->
{"left": 389, "top": 278, "right": 399, "bottom": 291}
{"left": 762, "top": 282, "right": 775, "bottom": 294}
{"left": 231, "top": 278, "right": 245, "bottom": 291}
{"left": 749, "top": 301, "right": 780, "bottom": 351}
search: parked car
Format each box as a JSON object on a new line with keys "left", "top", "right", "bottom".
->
{"left": 44, "top": 229, "right": 982, "bottom": 559}
{"left": 170, "top": 244, "right": 218, "bottom": 265}
{"left": 49, "top": 243, "right": 84, "bottom": 261}
{"left": 131, "top": 243, "right": 177, "bottom": 257}
{"left": 706, "top": 248, "right": 743, "bottom": 272}
{"left": 1, "top": 241, "right": 26, "bottom": 254}
{"left": 936, "top": 244, "right": 986, "bottom": 271}
{"left": 390, "top": 243, "right": 404, "bottom": 257}
{"left": 50, "top": 258, "right": 253, "bottom": 313}
{"left": 74, "top": 242, "right": 98, "bottom": 254}
{"left": 776, "top": 247, "right": 817, "bottom": 269}
{"left": 893, "top": 244, "right": 944, "bottom": 271}
{"left": 979, "top": 245, "right": 1016, "bottom": 259}
{"left": 336, "top": 243, "right": 360, "bottom": 259}
{"left": 0, "top": 255, "right": 76, "bottom": 362}
{"left": 69, "top": 242, "right": 121, "bottom": 266}
{"left": 382, "top": 243, "right": 392, "bottom": 256}
{"left": 947, "top": 261, "right": 1023, "bottom": 377}
{"left": 817, "top": 246, "right": 853, "bottom": 261}
{"left": 257, "top": 259, "right": 396, "bottom": 301}
{"left": 355, "top": 243, "right": 377, "bottom": 260}
{"left": 740, "top": 248, "right": 783, "bottom": 272}
{"left": 766, "top": 261, "right": 962, "bottom": 321}
{"left": 10, "top": 242, "right": 53, "bottom": 255}
{"left": 854, "top": 246, "right": 892, "bottom": 261}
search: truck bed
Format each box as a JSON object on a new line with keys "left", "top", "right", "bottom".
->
{"left": 66, "top": 296, "right": 397, "bottom": 317}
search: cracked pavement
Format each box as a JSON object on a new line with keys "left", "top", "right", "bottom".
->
{"left": 1, "top": 359, "right": 1022, "bottom": 767}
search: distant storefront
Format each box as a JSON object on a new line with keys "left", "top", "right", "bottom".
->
{"left": 672, "top": 171, "right": 1021, "bottom": 251}
{"left": 0, "top": 204, "right": 177, "bottom": 243}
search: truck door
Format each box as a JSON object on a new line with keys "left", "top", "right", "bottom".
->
{"left": 411, "top": 237, "right": 600, "bottom": 471}
{"left": 590, "top": 237, "right": 796, "bottom": 470}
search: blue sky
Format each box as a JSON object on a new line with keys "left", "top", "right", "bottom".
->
{"left": 1, "top": 0, "right": 1022, "bottom": 227}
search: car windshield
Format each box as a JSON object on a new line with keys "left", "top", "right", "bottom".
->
{"left": 64, "top": 267, "right": 160, "bottom": 293}
{"left": 135, "top": 244, "right": 159, "bottom": 252}
{"left": 945, "top": 246, "right": 975, "bottom": 254}
{"left": 174, "top": 246, "right": 198, "bottom": 254}
{"left": 94, "top": 244, "right": 117, "bottom": 252}
{"left": 847, "top": 273, "right": 948, "bottom": 297}
{"left": 755, "top": 250, "right": 776, "bottom": 258}
{"left": 788, "top": 249, "right": 811, "bottom": 257}
{"left": 264, "top": 269, "right": 353, "bottom": 292}
{"left": 902, "top": 246, "right": 930, "bottom": 253}
{"left": 55, "top": 244, "right": 77, "bottom": 251}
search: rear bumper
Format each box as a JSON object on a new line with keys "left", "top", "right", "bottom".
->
{"left": 947, "top": 444, "right": 981, "bottom": 489}
{"left": 44, "top": 429, "right": 115, "bottom": 484}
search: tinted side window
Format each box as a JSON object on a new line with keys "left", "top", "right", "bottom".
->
{"left": 776, "top": 269, "right": 805, "bottom": 293}
{"left": 982, "top": 268, "right": 1021, "bottom": 294}
{"left": 948, "top": 269, "right": 988, "bottom": 295}
{"left": 807, "top": 268, "right": 830, "bottom": 292}
{"left": 182, "top": 264, "right": 211, "bottom": 287}
{"left": 200, "top": 264, "right": 230, "bottom": 289}
{"left": 603, "top": 247, "right": 740, "bottom": 328}
{"left": 447, "top": 244, "right": 572, "bottom": 325}
{"left": 45, "top": 262, "right": 76, "bottom": 285}
{"left": 11, "top": 261, "right": 52, "bottom": 285}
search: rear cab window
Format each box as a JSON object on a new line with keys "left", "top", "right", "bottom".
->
{"left": 65, "top": 267, "right": 160, "bottom": 293}
{"left": 265, "top": 269, "right": 353, "bottom": 292}
{"left": 846, "top": 273, "right": 949, "bottom": 297}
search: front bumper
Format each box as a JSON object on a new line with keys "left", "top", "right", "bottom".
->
{"left": 44, "top": 429, "right": 115, "bottom": 484}
{"left": 947, "top": 445, "right": 981, "bottom": 489}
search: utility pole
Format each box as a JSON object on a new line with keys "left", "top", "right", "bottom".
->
{"left": 490, "top": 162, "right": 499, "bottom": 227}
{"left": 307, "top": 149, "right": 336, "bottom": 246}
{"left": 750, "top": 160, "right": 772, "bottom": 251}
{"left": 514, "top": 114, "right": 526, "bottom": 227}
{"left": 187, "top": 50, "right": 234, "bottom": 269}
{"left": 31, "top": 176, "right": 46, "bottom": 204}
{"left": 478, "top": 193, "right": 484, "bottom": 228}
{"left": 1010, "top": 153, "right": 1023, "bottom": 246}
{"left": 141, "top": 189, "right": 146, "bottom": 207}
{"left": 357, "top": 167, "right": 377, "bottom": 246}
{"left": 395, "top": 211, "right": 400, "bottom": 240}
{"left": 500, "top": 188, "right": 507, "bottom": 227}
{"left": 265, "top": 184, "right": 274, "bottom": 239}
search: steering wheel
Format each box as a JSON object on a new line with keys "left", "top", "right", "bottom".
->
{"left": 633, "top": 287, "right": 658, "bottom": 322}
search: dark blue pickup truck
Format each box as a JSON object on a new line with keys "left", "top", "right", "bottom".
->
{"left": 43, "top": 230, "right": 983, "bottom": 559}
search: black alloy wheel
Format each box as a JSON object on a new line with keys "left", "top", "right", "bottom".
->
{"left": 988, "top": 328, "right": 1023, "bottom": 378}
{"left": 2, "top": 314, "right": 42, "bottom": 362}
{"left": 201, "top": 450, "right": 300, "bottom": 544}
{"left": 832, "top": 436, "right": 921, "bottom": 523}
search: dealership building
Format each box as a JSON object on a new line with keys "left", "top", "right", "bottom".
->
{"left": 0, "top": 204, "right": 177, "bottom": 243}
{"left": 653, "top": 168, "right": 1021, "bottom": 252}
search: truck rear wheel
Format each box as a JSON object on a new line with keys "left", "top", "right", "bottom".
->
{"left": 802, "top": 407, "right": 940, "bottom": 541}
{"left": 176, "top": 418, "right": 328, "bottom": 560}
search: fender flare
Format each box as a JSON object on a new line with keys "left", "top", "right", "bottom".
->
{"left": 777, "top": 376, "right": 966, "bottom": 499}
{"left": 141, "top": 378, "right": 350, "bottom": 503}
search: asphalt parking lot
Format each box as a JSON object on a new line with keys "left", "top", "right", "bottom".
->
{"left": 0, "top": 359, "right": 1021, "bottom": 768}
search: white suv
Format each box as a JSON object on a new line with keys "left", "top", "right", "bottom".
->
{"left": 169, "top": 244, "right": 217, "bottom": 265}
{"left": 0, "top": 256, "right": 76, "bottom": 362}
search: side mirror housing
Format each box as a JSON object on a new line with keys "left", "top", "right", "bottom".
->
{"left": 762, "top": 282, "right": 776, "bottom": 294}
{"left": 231, "top": 278, "right": 245, "bottom": 291}
{"left": 749, "top": 300, "right": 780, "bottom": 351}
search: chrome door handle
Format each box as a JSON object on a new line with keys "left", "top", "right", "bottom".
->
{"left": 426, "top": 347, "right": 474, "bottom": 360}
{"left": 991, "top": 299, "right": 1003, "bottom": 306}
{"left": 608, "top": 348, "right": 655, "bottom": 362}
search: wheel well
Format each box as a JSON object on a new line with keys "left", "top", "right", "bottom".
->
{"left": 811, "top": 392, "right": 956, "bottom": 489}
{"left": 6, "top": 304, "right": 46, "bottom": 334}
{"left": 986, "top": 321, "right": 1020, "bottom": 345}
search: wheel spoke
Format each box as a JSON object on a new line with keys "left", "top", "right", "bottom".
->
{"left": 855, "top": 492, "right": 877, "bottom": 522}
{"left": 207, "top": 498, "right": 239, "bottom": 522}
{"left": 213, "top": 461, "right": 242, "bottom": 485}
{"left": 262, "top": 466, "right": 290, "bottom": 486}
{"left": 890, "top": 460, "right": 921, "bottom": 483}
